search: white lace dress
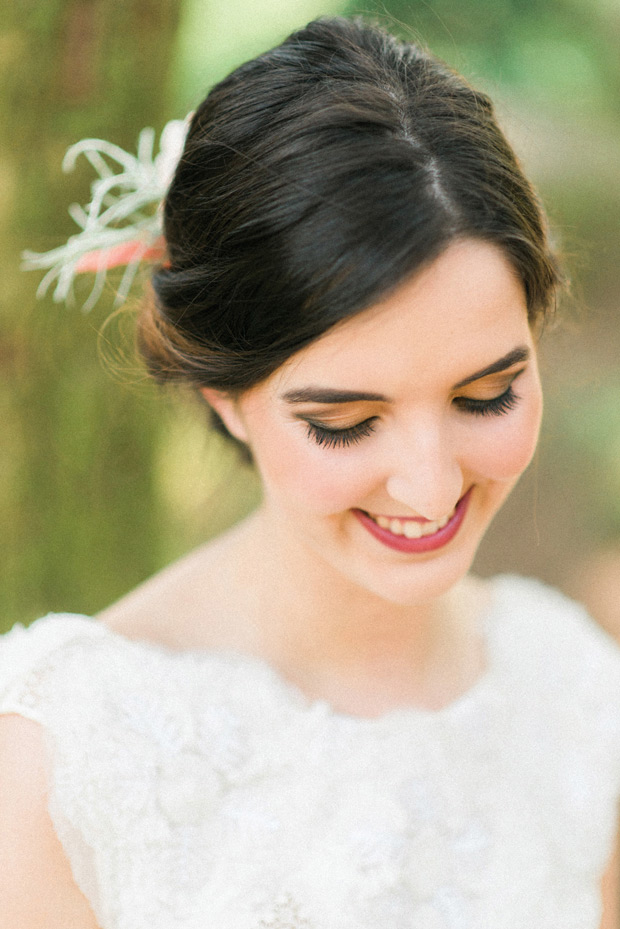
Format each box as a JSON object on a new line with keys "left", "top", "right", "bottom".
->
{"left": 1, "top": 575, "right": 620, "bottom": 929}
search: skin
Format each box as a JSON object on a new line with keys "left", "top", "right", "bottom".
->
{"left": 200, "top": 238, "right": 543, "bottom": 713}
{"left": 1, "top": 236, "right": 617, "bottom": 926}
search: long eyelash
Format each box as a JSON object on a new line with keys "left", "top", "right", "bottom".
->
{"left": 306, "top": 418, "right": 377, "bottom": 449}
{"left": 455, "top": 385, "right": 520, "bottom": 417}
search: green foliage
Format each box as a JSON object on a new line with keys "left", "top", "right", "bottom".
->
{"left": 0, "top": 1, "right": 183, "bottom": 629}
{"left": 556, "top": 383, "right": 620, "bottom": 537}
{"left": 344, "top": 0, "right": 620, "bottom": 118}
{"left": 2, "top": 0, "right": 620, "bottom": 629}
{"left": 170, "top": 0, "right": 346, "bottom": 111}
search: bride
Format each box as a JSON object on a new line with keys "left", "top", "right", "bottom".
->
{"left": 2, "top": 16, "right": 619, "bottom": 929}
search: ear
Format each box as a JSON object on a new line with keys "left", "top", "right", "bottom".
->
{"left": 200, "top": 387, "right": 249, "bottom": 444}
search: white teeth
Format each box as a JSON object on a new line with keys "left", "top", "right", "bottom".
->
{"left": 369, "top": 507, "right": 455, "bottom": 538}
{"left": 403, "top": 521, "right": 423, "bottom": 539}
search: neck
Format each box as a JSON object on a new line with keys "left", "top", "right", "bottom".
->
{"left": 220, "top": 507, "right": 487, "bottom": 716}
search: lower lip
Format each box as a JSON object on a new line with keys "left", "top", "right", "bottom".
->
{"left": 352, "top": 490, "right": 472, "bottom": 554}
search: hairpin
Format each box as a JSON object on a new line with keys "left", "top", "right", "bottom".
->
{"left": 22, "top": 117, "right": 189, "bottom": 311}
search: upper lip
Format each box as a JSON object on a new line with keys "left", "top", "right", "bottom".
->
{"left": 362, "top": 490, "right": 468, "bottom": 524}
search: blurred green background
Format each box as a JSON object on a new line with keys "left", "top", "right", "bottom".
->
{"left": 1, "top": 0, "right": 619, "bottom": 631}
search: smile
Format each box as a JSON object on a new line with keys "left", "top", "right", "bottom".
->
{"left": 369, "top": 511, "right": 453, "bottom": 538}
{"left": 352, "top": 489, "right": 472, "bottom": 554}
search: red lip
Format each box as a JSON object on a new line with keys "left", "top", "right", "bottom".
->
{"left": 352, "top": 489, "right": 472, "bottom": 554}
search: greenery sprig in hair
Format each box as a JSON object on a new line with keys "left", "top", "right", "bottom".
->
{"left": 22, "top": 118, "right": 188, "bottom": 311}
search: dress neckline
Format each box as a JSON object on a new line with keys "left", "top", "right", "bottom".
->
{"left": 216, "top": 578, "right": 504, "bottom": 728}
{"left": 46, "top": 575, "right": 513, "bottom": 728}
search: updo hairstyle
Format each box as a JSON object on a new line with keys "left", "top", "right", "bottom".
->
{"left": 139, "top": 16, "right": 560, "bottom": 450}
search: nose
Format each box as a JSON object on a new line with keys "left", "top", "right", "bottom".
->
{"left": 384, "top": 417, "right": 464, "bottom": 521}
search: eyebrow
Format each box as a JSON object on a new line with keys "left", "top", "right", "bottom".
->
{"left": 281, "top": 346, "right": 531, "bottom": 405}
{"left": 282, "top": 387, "right": 388, "bottom": 404}
{"left": 452, "top": 346, "right": 531, "bottom": 389}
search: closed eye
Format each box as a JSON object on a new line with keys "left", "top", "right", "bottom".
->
{"left": 453, "top": 384, "right": 520, "bottom": 417}
{"left": 305, "top": 417, "right": 378, "bottom": 448}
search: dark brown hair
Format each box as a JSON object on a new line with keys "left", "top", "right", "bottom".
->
{"left": 139, "top": 16, "right": 560, "bottom": 446}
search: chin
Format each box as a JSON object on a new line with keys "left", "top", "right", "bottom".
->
{"left": 317, "top": 533, "right": 480, "bottom": 608}
{"left": 359, "top": 554, "right": 476, "bottom": 607}
{"left": 330, "top": 499, "right": 502, "bottom": 607}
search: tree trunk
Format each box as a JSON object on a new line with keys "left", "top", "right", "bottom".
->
{"left": 0, "top": 0, "right": 183, "bottom": 626}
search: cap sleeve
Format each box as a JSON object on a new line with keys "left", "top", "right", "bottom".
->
{"left": 0, "top": 616, "right": 112, "bottom": 921}
{"left": 0, "top": 615, "right": 163, "bottom": 927}
{"left": 0, "top": 614, "right": 107, "bottom": 718}
{"left": 494, "top": 576, "right": 620, "bottom": 876}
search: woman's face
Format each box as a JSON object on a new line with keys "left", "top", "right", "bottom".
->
{"left": 213, "top": 239, "right": 543, "bottom": 605}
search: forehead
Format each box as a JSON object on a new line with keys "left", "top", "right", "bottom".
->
{"left": 270, "top": 238, "right": 531, "bottom": 396}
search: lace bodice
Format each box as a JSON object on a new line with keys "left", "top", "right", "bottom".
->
{"left": 2, "top": 576, "right": 620, "bottom": 929}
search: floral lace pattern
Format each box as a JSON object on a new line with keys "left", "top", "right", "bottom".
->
{"left": 258, "top": 895, "right": 313, "bottom": 929}
{"left": 1, "top": 577, "right": 620, "bottom": 929}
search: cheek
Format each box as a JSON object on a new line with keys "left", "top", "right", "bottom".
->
{"left": 469, "top": 394, "right": 542, "bottom": 483}
{"left": 300, "top": 457, "right": 377, "bottom": 514}
{"left": 253, "top": 425, "right": 377, "bottom": 516}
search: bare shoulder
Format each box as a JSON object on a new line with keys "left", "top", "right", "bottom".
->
{"left": 0, "top": 714, "right": 101, "bottom": 929}
{"left": 97, "top": 513, "right": 260, "bottom": 652}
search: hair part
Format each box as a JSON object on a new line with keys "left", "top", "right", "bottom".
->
{"left": 138, "top": 16, "right": 562, "bottom": 454}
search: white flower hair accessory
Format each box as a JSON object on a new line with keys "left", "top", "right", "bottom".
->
{"left": 22, "top": 117, "right": 189, "bottom": 311}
